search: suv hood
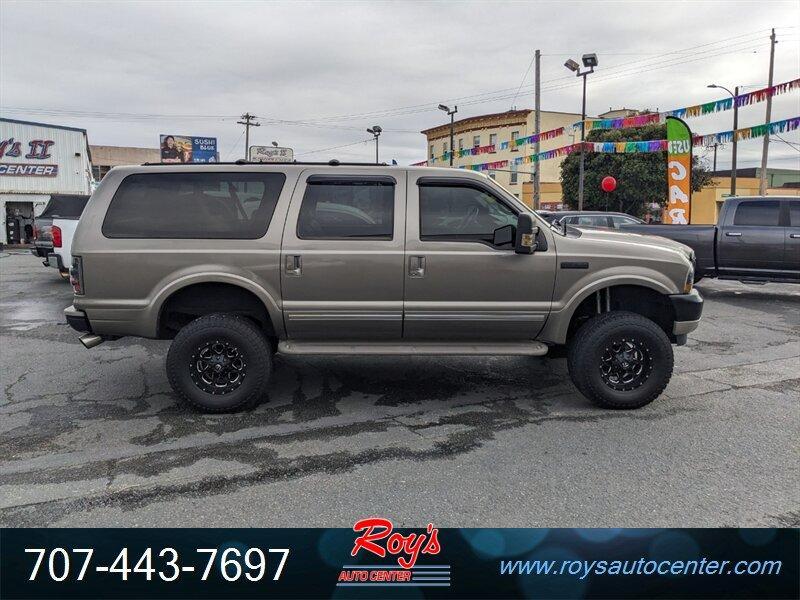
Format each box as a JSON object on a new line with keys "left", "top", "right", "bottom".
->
{"left": 575, "top": 227, "right": 695, "bottom": 262}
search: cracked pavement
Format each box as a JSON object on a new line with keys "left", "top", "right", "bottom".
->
{"left": 1, "top": 251, "right": 798, "bottom": 527}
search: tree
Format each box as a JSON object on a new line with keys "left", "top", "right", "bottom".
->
{"left": 560, "top": 124, "right": 714, "bottom": 216}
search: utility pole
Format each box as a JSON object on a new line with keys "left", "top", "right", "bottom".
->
{"left": 438, "top": 105, "right": 458, "bottom": 166}
{"left": 533, "top": 49, "right": 541, "bottom": 208}
{"left": 732, "top": 86, "right": 739, "bottom": 195}
{"left": 712, "top": 143, "right": 718, "bottom": 172}
{"left": 237, "top": 113, "right": 260, "bottom": 160}
{"left": 759, "top": 28, "right": 777, "bottom": 195}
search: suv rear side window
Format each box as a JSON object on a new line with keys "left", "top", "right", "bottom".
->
{"left": 419, "top": 184, "right": 517, "bottom": 244}
{"left": 297, "top": 179, "right": 394, "bottom": 240}
{"left": 789, "top": 202, "right": 800, "bottom": 227}
{"left": 733, "top": 200, "right": 780, "bottom": 226}
{"left": 103, "top": 172, "right": 286, "bottom": 239}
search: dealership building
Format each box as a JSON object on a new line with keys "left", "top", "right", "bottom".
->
{"left": 1, "top": 118, "right": 93, "bottom": 245}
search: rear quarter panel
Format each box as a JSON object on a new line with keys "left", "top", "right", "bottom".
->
{"left": 71, "top": 166, "right": 299, "bottom": 338}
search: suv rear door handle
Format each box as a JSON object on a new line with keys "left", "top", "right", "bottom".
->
{"left": 285, "top": 255, "right": 302, "bottom": 276}
{"left": 790, "top": 233, "right": 800, "bottom": 239}
{"left": 725, "top": 232, "right": 742, "bottom": 237}
{"left": 409, "top": 256, "right": 426, "bottom": 278}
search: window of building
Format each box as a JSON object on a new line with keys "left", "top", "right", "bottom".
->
{"left": 103, "top": 172, "right": 286, "bottom": 239}
{"left": 419, "top": 183, "right": 517, "bottom": 246}
{"left": 489, "top": 133, "right": 497, "bottom": 151}
{"left": 458, "top": 138, "right": 464, "bottom": 150}
{"left": 489, "top": 172, "right": 496, "bottom": 180}
{"left": 92, "top": 165, "right": 111, "bottom": 180}
{"left": 510, "top": 131, "right": 519, "bottom": 152}
{"left": 430, "top": 145, "right": 434, "bottom": 159}
{"left": 473, "top": 135, "right": 480, "bottom": 148}
{"left": 733, "top": 200, "right": 780, "bottom": 226}
{"left": 443, "top": 142, "right": 448, "bottom": 154}
{"left": 510, "top": 165, "right": 518, "bottom": 185}
{"left": 297, "top": 178, "right": 394, "bottom": 240}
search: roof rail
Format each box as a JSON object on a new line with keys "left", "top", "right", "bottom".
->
{"left": 140, "top": 159, "right": 390, "bottom": 167}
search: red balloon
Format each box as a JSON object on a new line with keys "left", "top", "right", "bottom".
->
{"left": 601, "top": 176, "right": 617, "bottom": 192}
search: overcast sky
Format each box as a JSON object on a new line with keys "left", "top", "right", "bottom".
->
{"left": 2, "top": 0, "right": 799, "bottom": 171}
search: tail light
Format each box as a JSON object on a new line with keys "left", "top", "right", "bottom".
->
{"left": 70, "top": 256, "right": 84, "bottom": 295}
{"left": 52, "top": 225, "right": 62, "bottom": 248}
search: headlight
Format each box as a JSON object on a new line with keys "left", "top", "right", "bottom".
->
{"left": 683, "top": 265, "right": 694, "bottom": 294}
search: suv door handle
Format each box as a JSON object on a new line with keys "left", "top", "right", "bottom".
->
{"left": 285, "top": 255, "right": 302, "bottom": 276}
{"left": 790, "top": 233, "right": 800, "bottom": 239}
{"left": 409, "top": 256, "right": 426, "bottom": 278}
{"left": 725, "top": 232, "right": 742, "bottom": 237}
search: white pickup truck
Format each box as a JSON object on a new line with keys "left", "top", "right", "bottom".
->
{"left": 35, "top": 194, "right": 90, "bottom": 278}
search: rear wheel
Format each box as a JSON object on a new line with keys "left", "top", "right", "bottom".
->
{"left": 166, "top": 314, "right": 272, "bottom": 413}
{"left": 568, "top": 311, "right": 673, "bottom": 409}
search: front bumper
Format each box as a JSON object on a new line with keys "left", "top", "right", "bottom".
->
{"left": 670, "top": 288, "right": 703, "bottom": 335}
{"left": 65, "top": 305, "right": 92, "bottom": 333}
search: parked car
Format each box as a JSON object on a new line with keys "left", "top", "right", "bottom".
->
{"left": 65, "top": 163, "right": 702, "bottom": 412}
{"left": 32, "top": 194, "right": 90, "bottom": 277}
{"left": 621, "top": 197, "right": 799, "bottom": 284}
{"left": 551, "top": 211, "right": 646, "bottom": 229}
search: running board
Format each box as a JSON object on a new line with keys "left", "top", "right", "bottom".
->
{"left": 277, "top": 341, "right": 549, "bottom": 356}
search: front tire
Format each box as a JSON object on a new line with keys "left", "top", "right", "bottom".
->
{"left": 166, "top": 314, "right": 272, "bottom": 413}
{"left": 568, "top": 311, "right": 673, "bottom": 409}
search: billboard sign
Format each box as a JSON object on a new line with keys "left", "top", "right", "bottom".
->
{"left": 249, "top": 146, "right": 294, "bottom": 163}
{"left": 160, "top": 135, "right": 218, "bottom": 163}
{"left": 664, "top": 116, "right": 692, "bottom": 224}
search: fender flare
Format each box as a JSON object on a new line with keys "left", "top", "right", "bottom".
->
{"left": 150, "top": 271, "right": 284, "bottom": 338}
{"left": 541, "top": 274, "right": 676, "bottom": 345}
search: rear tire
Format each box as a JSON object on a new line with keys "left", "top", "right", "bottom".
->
{"left": 568, "top": 311, "right": 673, "bottom": 409}
{"left": 166, "top": 314, "right": 272, "bottom": 413}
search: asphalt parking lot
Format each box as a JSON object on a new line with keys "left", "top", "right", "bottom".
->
{"left": 1, "top": 250, "right": 798, "bottom": 528}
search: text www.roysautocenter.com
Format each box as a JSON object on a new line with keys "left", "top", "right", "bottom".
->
{"left": 500, "top": 558, "right": 783, "bottom": 579}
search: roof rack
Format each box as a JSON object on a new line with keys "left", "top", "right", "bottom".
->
{"left": 140, "top": 159, "right": 390, "bottom": 167}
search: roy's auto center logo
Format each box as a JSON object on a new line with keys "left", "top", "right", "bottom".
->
{"left": 336, "top": 518, "right": 451, "bottom": 588}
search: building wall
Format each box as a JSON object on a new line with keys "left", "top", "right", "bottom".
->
{"left": 89, "top": 145, "right": 160, "bottom": 180}
{"left": 1, "top": 119, "right": 92, "bottom": 244}
{"left": 1, "top": 119, "right": 92, "bottom": 195}
{"left": 422, "top": 110, "right": 581, "bottom": 199}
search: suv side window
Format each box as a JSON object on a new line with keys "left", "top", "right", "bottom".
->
{"left": 103, "top": 172, "right": 286, "bottom": 239}
{"left": 575, "top": 215, "right": 610, "bottom": 227}
{"left": 297, "top": 178, "right": 394, "bottom": 240}
{"left": 733, "top": 200, "right": 780, "bottom": 226}
{"left": 611, "top": 215, "right": 637, "bottom": 228}
{"left": 419, "top": 183, "right": 518, "bottom": 246}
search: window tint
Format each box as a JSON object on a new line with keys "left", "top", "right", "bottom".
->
{"left": 103, "top": 172, "right": 285, "bottom": 239}
{"left": 789, "top": 202, "right": 800, "bottom": 227}
{"left": 297, "top": 180, "right": 394, "bottom": 240}
{"left": 733, "top": 201, "right": 780, "bottom": 226}
{"left": 419, "top": 184, "right": 517, "bottom": 244}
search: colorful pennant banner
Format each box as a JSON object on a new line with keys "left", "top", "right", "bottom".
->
{"left": 583, "top": 78, "right": 800, "bottom": 131}
{"left": 498, "top": 126, "right": 565, "bottom": 150}
{"left": 427, "top": 116, "right": 799, "bottom": 171}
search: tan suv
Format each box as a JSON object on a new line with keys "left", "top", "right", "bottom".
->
{"left": 65, "top": 162, "right": 702, "bottom": 412}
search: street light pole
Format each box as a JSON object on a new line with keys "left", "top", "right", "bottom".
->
{"left": 565, "top": 54, "right": 597, "bottom": 211}
{"left": 708, "top": 84, "right": 739, "bottom": 195}
{"left": 367, "top": 126, "right": 382, "bottom": 164}
{"left": 438, "top": 104, "right": 458, "bottom": 166}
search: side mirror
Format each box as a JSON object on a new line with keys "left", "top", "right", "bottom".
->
{"left": 492, "top": 224, "right": 515, "bottom": 247}
{"left": 515, "top": 213, "right": 538, "bottom": 254}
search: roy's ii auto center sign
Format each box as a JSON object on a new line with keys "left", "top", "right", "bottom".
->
{"left": 0, "top": 138, "right": 58, "bottom": 177}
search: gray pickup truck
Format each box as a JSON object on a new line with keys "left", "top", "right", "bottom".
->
{"left": 65, "top": 162, "right": 702, "bottom": 413}
{"left": 622, "top": 197, "right": 799, "bottom": 284}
